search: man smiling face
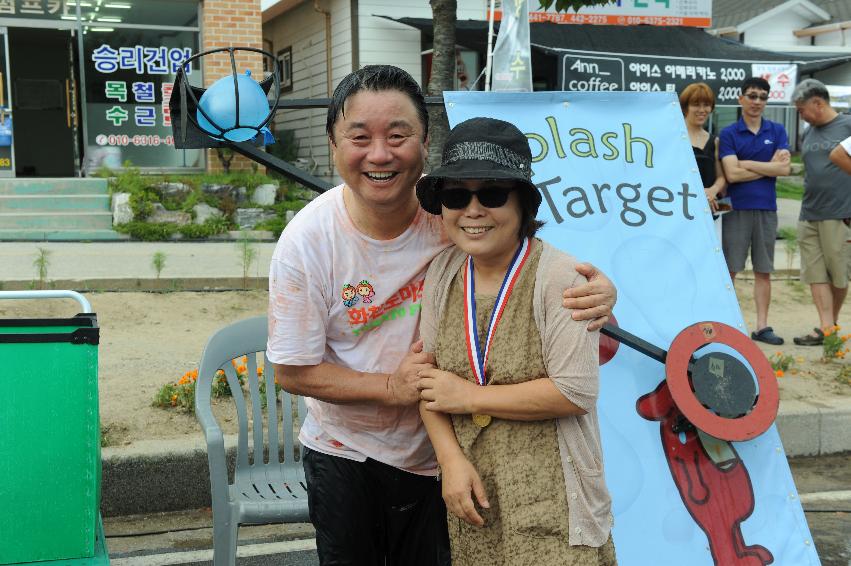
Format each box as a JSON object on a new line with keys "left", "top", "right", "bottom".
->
{"left": 330, "top": 89, "right": 428, "bottom": 213}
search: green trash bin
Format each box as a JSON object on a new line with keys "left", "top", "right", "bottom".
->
{"left": 0, "top": 291, "right": 108, "bottom": 565}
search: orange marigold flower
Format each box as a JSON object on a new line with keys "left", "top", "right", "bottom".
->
{"left": 775, "top": 370, "right": 784, "bottom": 378}
{"left": 257, "top": 367, "right": 264, "bottom": 376}
{"left": 178, "top": 376, "right": 188, "bottom": 385}
{"left": 231, "top": 359, "right": 238, "bottom": 367}
{"left": 216, "top": 369, "right": 225, "bottom": 376}
{"left": 237, "top": 365, "right": 247, "bottom": 374}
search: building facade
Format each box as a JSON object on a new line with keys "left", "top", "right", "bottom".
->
{"left": 261, "top": 0, "right": 484, "bottom": 180}
{"left": 0, "top": 0, "right": 263, "bottom": 178}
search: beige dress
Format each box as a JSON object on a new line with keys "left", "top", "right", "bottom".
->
{"left": 431, "top": 241, "right": 616, "bottom": 566}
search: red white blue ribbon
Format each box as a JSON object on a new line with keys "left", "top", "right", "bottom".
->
{"left": 463, "top": 237, "right": 532, "bottom": 386}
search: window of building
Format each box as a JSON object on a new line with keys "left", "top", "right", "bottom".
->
{"left": 80, "top": 0, "right": 202, "bottom": 171}
{"left": 277, "top": 46, "right": 292, "bottom": 93}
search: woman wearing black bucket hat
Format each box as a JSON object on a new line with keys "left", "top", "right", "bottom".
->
{"left": 417, "top": 117, "right": 617, "bottom": 565}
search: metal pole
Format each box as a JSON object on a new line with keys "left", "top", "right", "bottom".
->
{"left": 484, "top": 0, "right": 496, "bottom": 92}
{"left": 0, "top": 291, "right": 92, "bottom": 313}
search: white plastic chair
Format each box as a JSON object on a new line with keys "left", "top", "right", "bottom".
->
{"left": 195, "top": 315, "right": 309, "bottom": 565}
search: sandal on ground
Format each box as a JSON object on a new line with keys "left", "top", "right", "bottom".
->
{"left": 751, "top": 326, "right": 784, "bottom": 345}
{"left": 793, "top": 327, "right": 824, "bottom": 346}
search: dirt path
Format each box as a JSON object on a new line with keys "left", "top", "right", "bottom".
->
{"left": 0, "top": 281, "right": 847, "bottom": 447}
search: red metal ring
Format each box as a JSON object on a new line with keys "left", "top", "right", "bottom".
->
{"left": 665, "top": 321, "right": 779, "bottom": 441}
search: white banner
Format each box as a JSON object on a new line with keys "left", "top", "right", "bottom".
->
{"left": 753, "top": 63, "right": 798, "bottom": 104}
{"left": 490, "top": 0, "right": 532, "bottom": 92}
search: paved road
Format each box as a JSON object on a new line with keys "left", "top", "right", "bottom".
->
{"left": 105, "top": 453, "right": 850, "bottom": 566}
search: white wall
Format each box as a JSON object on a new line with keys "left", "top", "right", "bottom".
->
{"left": 357, "top": 0, "right": 485, "bottom": 85}
{"left": 263, "top": 0, "right": 353, "bottom": 178}
{"left": 813, "top": 27, "right": 849, "bottom": 47}
{"left": 741, "top": 9, "right": 813, "bottom": 49}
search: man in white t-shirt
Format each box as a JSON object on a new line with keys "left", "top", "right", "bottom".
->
{"left": 267, "top": 65, "right": 616, "bottom": 566}
{"left": 830, "top": 134, "right": 851, "bottom": 175}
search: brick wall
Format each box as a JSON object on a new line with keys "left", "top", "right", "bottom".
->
{"left": 201, "top": 0, "right": 265, "bottom": 172}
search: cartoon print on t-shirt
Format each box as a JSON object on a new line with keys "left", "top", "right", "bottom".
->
{"left": 341, "top": 283, "right": 359, "bottom": 308}
{"left": 356, "top": 280, "right": 375, "bottom": 304}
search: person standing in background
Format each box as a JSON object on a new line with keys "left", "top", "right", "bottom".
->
{"left": 791, "top": 79, "right": 851, "bottom": 345}
{"left": 719, "top": 77, "right": 791, "bottom": 346}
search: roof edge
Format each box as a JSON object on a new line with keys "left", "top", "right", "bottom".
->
{"left": 739, "top": 0, "right": 831, "bottom": 33}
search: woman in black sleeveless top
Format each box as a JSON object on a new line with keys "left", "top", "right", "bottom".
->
{"left": 680, "top": 83, "right": 727, "bottom": 213}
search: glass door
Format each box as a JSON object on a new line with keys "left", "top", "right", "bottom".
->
{"left": 0, "top": 27, "right": 13, "bottom": 177}
{"left": 8, "top": 27, "right": 77, "bottom": 177}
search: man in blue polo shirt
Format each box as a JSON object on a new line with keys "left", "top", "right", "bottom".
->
{"left": 720, "top": 77, "right": 792, "bottom": 345}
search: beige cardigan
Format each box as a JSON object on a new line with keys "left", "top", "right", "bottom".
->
{"left": 420, "top": 240, "right": 614, "bottom": 547}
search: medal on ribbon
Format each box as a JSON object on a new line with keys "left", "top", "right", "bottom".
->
{"left": 463, "top": 237, "right": 532, "bottom": 428}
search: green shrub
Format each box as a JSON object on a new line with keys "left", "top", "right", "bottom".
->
{"left": 776, "top": 180, "right": 803, "bottom": 201}
{"left": 115, "top": 221, "right": 178, "bottom": 241}
{"left": 151, "top": 251, "right": 167, "bottom": 278}
{"left": 218, "top": 194, "right": 238, "bottom": 218}
{"left": 274, "top": 199, "right": 306, "bottom": 214}
{"left": 178, "top": 218, "right": 231, "bottom": 239}
{"left": 204, "top": 215, "right": 233, "bottom": 234}
{"left": 129, "top": 189, "right": 158, "bottom": 219}
{"left": 254, "top": 217, "right": 285, "bottom": 238}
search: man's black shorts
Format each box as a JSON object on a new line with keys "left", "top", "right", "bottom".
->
{"left": 303, "top": 447, "right": 451, "bottom": 566}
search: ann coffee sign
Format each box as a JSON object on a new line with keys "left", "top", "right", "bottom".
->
{"left": 559, "top": 50, "right": 797, "bottom": 105}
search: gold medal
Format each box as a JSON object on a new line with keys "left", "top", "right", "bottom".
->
{"left": 472, "top": 413, "right": 492, "bottom": 428}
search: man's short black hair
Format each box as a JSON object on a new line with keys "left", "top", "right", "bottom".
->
{"left": 326, "top": 65, "right": 429, "bottom": 142}
{"left": 740, "top": 77, "right": 771, "bottom": 94}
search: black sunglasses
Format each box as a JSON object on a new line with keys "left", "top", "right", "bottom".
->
{"left": 437, "top": 185, "right": 516, "bottom": 210}
{"left": 745, "top": 93, "right": 769, "bottom": 101}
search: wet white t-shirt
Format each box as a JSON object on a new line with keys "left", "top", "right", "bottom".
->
{"left": 267, "top": 185, "right": 450, "bottom": 474}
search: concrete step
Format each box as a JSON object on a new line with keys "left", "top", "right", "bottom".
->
{"left": 0, "top": 194, "right": 111, "bottom": 213}
{"left": 0, "top": 211, "right": 114, "bottom": 230}
{"left": 0, "top": 178, "right": 109, "bottom": 196}
{"left": 0, "top": 229, "right": 128, "bottom": 241}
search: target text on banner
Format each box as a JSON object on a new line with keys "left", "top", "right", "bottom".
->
{"left": 525, "top": 118, "right": 699, "bottom": 227}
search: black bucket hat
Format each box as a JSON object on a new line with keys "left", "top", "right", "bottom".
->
{"left": 416, "top": 117, "right": 541, "bottom": 215}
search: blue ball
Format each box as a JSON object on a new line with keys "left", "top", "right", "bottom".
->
{"left": 197, "top": 70, "right": 269, "bottom": 142}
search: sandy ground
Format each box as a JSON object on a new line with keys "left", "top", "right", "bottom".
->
{"left": 733, "top": 276, "right": 851, "bottom": 403}
{"left": 0, "top": 281, "right": 847, "bottom": 447}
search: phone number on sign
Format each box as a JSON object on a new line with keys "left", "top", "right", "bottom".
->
{"left": 95, "top": 134, "right": 174, "bottom": 147}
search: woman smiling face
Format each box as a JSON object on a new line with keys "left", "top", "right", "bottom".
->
{"left": 685, "top": 101, "right": 713, "bottom": 129}
{"left": 439, "top": 179, "right": 523, "bottom": 267}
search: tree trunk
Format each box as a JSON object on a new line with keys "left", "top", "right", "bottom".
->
{"left": 427, "top": 0, "right": 457, "bottom": 171}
